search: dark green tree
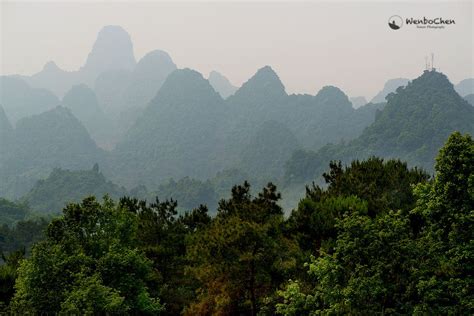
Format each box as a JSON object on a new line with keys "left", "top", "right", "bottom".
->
{"left": 0, "top": 198, "right": 30, "bottom": 226}
{"left": 0, "top": 249, "right": 25, "bottom": 309}
{"left": 287, "top": 157, "right": 428, "bottom": 253}
{"left": 119, "top": 196, "right": 211, "bottom": 315}
{"left": 186, "top": 182, "right": 299, "bottom": 315}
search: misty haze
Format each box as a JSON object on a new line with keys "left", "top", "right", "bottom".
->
{"left": 0, "top": 1, "right": 473, "bottom": 315}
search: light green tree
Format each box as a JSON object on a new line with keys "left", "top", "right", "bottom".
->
{"left": 10, "top": 196, "right": 163, "bottom": 314}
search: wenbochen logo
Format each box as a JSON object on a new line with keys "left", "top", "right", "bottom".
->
{"left": 406, "top": 17, "right": 456, "bottom": 27}
{"left": 388, "top": 15, "right": 456, "bottom": 30}
{"left": 388, "top": 15, "right": 403, "bottom": 30}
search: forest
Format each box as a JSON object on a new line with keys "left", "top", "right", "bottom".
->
{"left": 0, "top": 132, "right": 472, "bottom": 314}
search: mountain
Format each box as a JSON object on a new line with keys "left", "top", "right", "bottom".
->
{"left": 357, "top": 71, "right": 473, "bottom": 164}
{"left": 350, "top": 96, "right": 368, "bottom": 108}
{"left": 285, "top": 86, "right": 380, "bottom": 150}
{"left": 11, "top": 106, "right": 101, "bottom": 170}
{"left": 23, "top": 61, "right": 76, "bottom": 98}
{"left": 371, "top": 78, "right": 409, "bottom": 103}
{"left": 62, "top": 84, "right": 106, "bottom": 126}
{"left": 464, "top": 94, "right": 474, "bottom": 106}
{"left": 225, "top": 66, "right": 380, "bottom": 151}
{"left": 93, "top": 50, "right": 177, "bottom": 147}
{"left": 0, "top": 106, "right": 13, "bottom": 163}
{"left": 0, "top": 106, "right": 104, "bottom": 198}
{"left": 111, "top": 69, "right": 226, "bottom": 187}
{"left": 208, "top": 71, "right": 238, "bottom": 98}
{"left": 0, "top": 76, "right": 60, "bottom": 122}
{"left": 95, "top": 50, "right": 176, "bottom": 118}
{"left": 221, "top": 66, "right": 290, "bottom": 163}
{"left": 22, "top": 165, "right": 127, "bottom": 214}
{"left": 21, "top": 25, "right": 136, "bottom": 98}
{"left": 455, "top": 78, "right": 474, "bottom": 97}
{"left": 94, "top": 69, "right": 132, "bottom": 115}
{"left": 79, "top": 25, "right": 136, "bottom": 84}
{"left": 228, "top": 65, "right": 287, "bottom": 107}
{"left": 293, "top": 86, "right": 354, "bottom": 148}
{"left": 0, "top": 106, "right": 13, "bottom": 144}
{"left": 119, "top": 50, "right": 176, "bottom": 112}
{"left": 239, "top": 120, "right": 300, "bottom": 181}
{"left": 107, "top": 65, "right": 382, "bottom": 190}
{"left": 285, "top": 70, "right": 474, "bottom": 184}
{"left": 62, "top": 84, "right": 113, "bottom": 148}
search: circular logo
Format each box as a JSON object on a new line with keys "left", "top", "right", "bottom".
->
{"left": 388, "top": 15, "right": 403, "bottom": 30}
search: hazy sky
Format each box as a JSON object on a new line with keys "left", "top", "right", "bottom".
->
{"left": 1, "top": 1, "right": 473, "bottom": 98}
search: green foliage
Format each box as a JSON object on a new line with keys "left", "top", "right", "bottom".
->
{"left": 0, "top": 218, "right": 48, "bottom": 256}
{"left": 277, "top": 132, "right": 473, "bottom": 315}
{"left": 312, "top": 211, "right": 418, "bottom": 314}
{"left": 10, "top": 196, "right": 162, "bottom": 314}
{"left": 186, "top": 182, "right": 298, "bottom": 315}
{"left": 288, "top": 195, "right": 368, "bottom": 253}
{"left": 22, "top": 166, "right": 127, "bottom": 213}
{"left": 0, "top": 249, "right": 24, "bottom": 309}
{"left": 0, "top": 198, "right": 30, "bottom": 226}
{"left": 119, "top": 196, "right": 210, "bottom": 315}
{"left": 59, "top": 274, "right": 127, "bottom": 313}
{"left": 0, "top": 121, "right": 470, "bottom": 315}
{"left": 320, "top": 158, "right": 428, "bottom": 215}
{"left": 409, "top": 132, "right": 473, "bottom": 313}
{"left": 287, "top": 157, "right": 428, "bottom": 253}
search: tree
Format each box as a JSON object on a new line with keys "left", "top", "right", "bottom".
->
{"left": 119, "top": 196, "right": 211, "bottom": 315}
{"left": 0, "top": 249, "right": 24, "bottom": 309}
{"left": 287, "top": 157, "right": 428, "bottom": 253}
{"left": 277, "top": 132, "right": 474, "bottom": 315}
{"left": 410, "top": 132, "right": 473, "bottom": 313}
{"left": 0, "top": 198, "right": 30, "bottom": 226}
{"left": 280, "top": 211, "right": 419, "bottom": 314}
{"left": 186, "top": 182, "right": 299, "bottom": 315}
{"left": 10, "top": 196, "right": 162, "bottom": 314}
{"left": 0, "top": 218, "right": 48, "bottom": 256}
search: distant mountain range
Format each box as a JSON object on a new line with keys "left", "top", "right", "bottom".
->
{"left": 0, "top": 106, "right": 104, "bottom": 198}
{"left": 0, "top": 25, "right": 472, "bottom": 211}
{"left": 208, "top": 71, "right": 238, "bottom": 98}
{"left": 350, "top": 96, "right": 368, "bottom": 108}
{"left": 464, "top": 94, "right": 474, "bottom": 106}
{"left": 285, "top": 70, "right": 474, "bottom": 184}
{"left": 108, "top": 65, "right": 383, "bottom": 189}
{"left": 21, "top": 165, "right": 126, "bottom": 214}
{"left": 18, "top": 25, "right": 136, "bottom": 98}
{"left": 370, "top": 78, "right": 410, "bottom": 103}
{"left": 0, "top": 76, "right": 60, "bottom": 123}
{"left": 455, "top": 78, "right": 474, "bottom": 97}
